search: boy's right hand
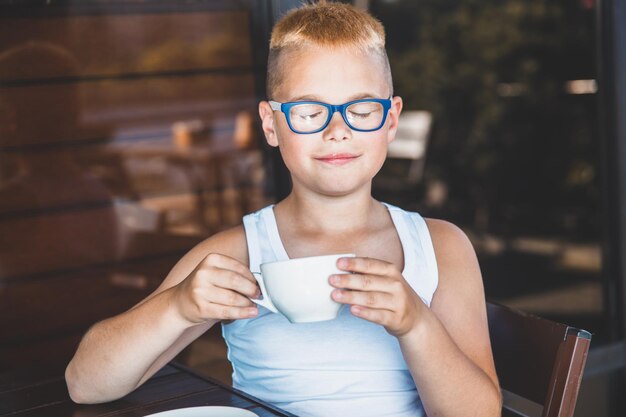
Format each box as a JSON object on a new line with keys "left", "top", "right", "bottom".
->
{"left": 173, "top": 253, "right": 260, "bottom": 324}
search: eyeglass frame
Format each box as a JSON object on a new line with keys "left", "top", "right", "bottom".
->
{"left": 268, "top": 97, "right": 393, "bottom": 134}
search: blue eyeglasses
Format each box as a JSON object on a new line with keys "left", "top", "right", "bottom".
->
{"left": 269, "top": 97, "right": 392, "bottom": 134}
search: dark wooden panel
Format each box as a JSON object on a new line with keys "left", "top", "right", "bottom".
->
{"left": 0, "top": 145, "right": 263, "bottom": 214}
{"left": 0, "top": 149, "right": 119, "bottom": 216}
{"left": 0, "top": 11, "right": 252, "bottom": 83}
{"left": 0, "top": 204, "right": 202, "bottom": 279}
{"left": 0, "top": 205, "right": 119, "bottom": 279}
{"left": 0, "top": 73, "right": 255, "bottom": 148}
{"left": 0, "top": 255, "right": 185, "bottom": 369}
{"left": 0, "top": 257, "right": 171, "bottom": 342}
{"left": 0, "top": 332, "right": 83, "bottom": 373}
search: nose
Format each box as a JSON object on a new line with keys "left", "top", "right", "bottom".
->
{"left": 322, "top": 110, "right": 352, "bottom": 142}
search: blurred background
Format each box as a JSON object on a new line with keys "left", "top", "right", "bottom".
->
{"left": 0, "top": 0, "right": 624, "bottom": 416}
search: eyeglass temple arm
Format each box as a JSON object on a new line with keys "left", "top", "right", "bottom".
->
{"left": 268, "top": 101, "right": 281, "bottom": 111}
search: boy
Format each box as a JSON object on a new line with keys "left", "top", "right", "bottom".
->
{"left": 66, "top": 2, "right": 502, "bottom": 416}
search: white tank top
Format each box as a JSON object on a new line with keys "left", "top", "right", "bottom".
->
{"left": 222, "top": 202, "right": 438, "bottom": 417}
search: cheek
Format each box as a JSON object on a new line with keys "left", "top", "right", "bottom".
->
{"left": 374, "top": 145, "right": 389, "bottom": 168}
{"left": 367, "top": 136, "right": 391, "bottom": 172}
{"left": 275, "top": 131, "right": 308, "bottom": 167}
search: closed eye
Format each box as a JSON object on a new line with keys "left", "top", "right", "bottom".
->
{"left": 348, "top": 111, "right": 373, "bottom": 119}
{"left": 298, "top": 111, "right": 324, "bottom": 120}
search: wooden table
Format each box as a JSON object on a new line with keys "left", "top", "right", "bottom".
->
{"left": 1, "top": 362, "right": 295, "bottom": 417}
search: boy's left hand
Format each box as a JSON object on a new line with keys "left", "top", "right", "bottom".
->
{"left": 329, "top": 256, "right": 426, "bottom": 338}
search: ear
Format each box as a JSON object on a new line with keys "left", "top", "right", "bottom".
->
{"left": 259, "top": 101, "right": 279, "bottom": 147}
{"left": 386, "top": 96, "right": 403, "bottom": 144}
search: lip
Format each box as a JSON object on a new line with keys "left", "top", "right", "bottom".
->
{"left": 314, "top": 153, "right": 361, "bottom": 166}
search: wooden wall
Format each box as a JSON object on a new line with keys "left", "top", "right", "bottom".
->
{"left": 0, "top": 0, "right": 268, "bottom": 370}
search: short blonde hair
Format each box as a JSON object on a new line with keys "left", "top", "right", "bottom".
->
{"left": 267, "top": 1, "right": 393, "bottom": 98}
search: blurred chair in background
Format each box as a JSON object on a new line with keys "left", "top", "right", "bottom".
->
{"left": 373, "top": 110, "right": 432, "bottom": 198}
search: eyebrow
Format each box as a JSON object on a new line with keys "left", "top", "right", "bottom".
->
{"left": 287, "top": 92, "right": 385, "bottom": 102}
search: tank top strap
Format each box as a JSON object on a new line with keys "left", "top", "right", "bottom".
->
{"left": 382, "top": 202, "right": 439, "bottom": 306}
{"left": 407, "top": 211, "right": 439, "bottom": 284}
{"left": 242, "top": 211, "right": 263, "bottom": 272}
{"left": 405, "top": 210, "right": 439, "bottom": 305}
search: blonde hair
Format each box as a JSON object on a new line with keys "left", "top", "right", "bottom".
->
{"left": 267, "top": 1, "right": 393, "bottom": 98}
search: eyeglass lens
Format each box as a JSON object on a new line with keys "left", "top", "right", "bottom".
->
{"left": 288, "top": 101, "right": 385, "bottom": 133}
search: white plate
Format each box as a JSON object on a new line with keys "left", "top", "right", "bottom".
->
{"left": 144, "top": 406, "right": 259, "bottom": 417}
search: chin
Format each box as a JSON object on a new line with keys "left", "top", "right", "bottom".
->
{"left": 316, "top": 182, "right": 369, "bottom": 197}
{"left": 321, "top": 189, "right": 352, "bottom": 197}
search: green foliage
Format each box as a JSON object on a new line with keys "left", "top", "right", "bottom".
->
{"left": 372, "top": 0, "right": 598, "bottom": 237}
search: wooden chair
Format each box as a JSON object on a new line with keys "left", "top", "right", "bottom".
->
{"left": 487, "top": 302, "right": 592, "bottom": 417}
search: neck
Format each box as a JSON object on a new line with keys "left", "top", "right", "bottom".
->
{"left": 276, "top": 184, "right": 382, "bottom": 235}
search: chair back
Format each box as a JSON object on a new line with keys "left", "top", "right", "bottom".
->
{"left": 487, "top": 302, "right": 591, "bottom": 417}
{"left": 384, "top": 110, "right": 432, "bottom": 184}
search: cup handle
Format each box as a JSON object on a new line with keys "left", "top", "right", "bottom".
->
{"left": 251, "top": 272, "right": 279, "bottom": 314}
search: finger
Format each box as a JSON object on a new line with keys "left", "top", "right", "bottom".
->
{"left": 332, "top": 289, "right": 395, "bottom": 310}
{"left": 337, "top": 256, "right": 395, "bottom": 276}
{"left": 329, "top": 273, "right": 390, "bottom": 292}
{"left": 209, "top": 287, "right": 256, "bottom": 308}
{"left": 211, "top": 268, "right": 261, "bottom": 298}
{"left": 350, "top": 305, "right": 391, "bottom": 327}
{"left": 200, "top": 253, "right": 257, "bottom": 283}
{"left": 211, "top": 305, "right": 259, "bottom": 320}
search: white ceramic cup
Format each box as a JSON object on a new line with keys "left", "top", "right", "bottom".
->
{"left": 251, "top": 253, "right": 355, "bottom": 323}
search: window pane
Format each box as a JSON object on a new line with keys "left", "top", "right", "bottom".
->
{"left": 0, "top": 1, "right": 269, "bottom": 369}
{"left": 371, "top": 0, "right": 603, "bottom": 338}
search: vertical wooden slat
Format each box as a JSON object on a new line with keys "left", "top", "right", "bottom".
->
{"left": 543, "top": 332, "right": 591, "bottom": 417}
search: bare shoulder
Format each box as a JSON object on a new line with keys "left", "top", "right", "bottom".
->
{"left": 191, "top": 225, "right": 249, "bottom": 265}
{"left": 424, "top": 218, "right": 475, "bottom": 260}
{"left": 423, "top": 217, "right": 485, "bottom": 313}
{"left": 156, "top": 225, "right": 248, "bottom": 291}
